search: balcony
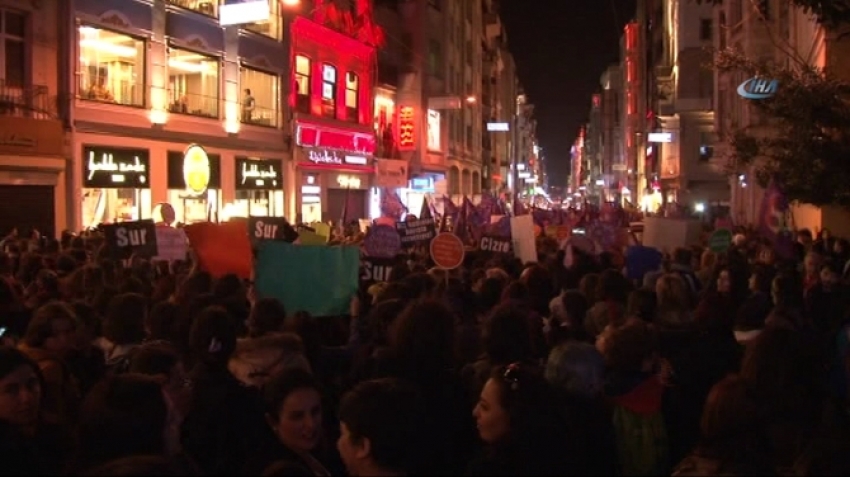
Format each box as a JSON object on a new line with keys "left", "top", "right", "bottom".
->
{"left": 0, "top": 81, "right": 57, "bottom": 120}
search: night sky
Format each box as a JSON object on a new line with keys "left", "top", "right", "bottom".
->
{"left": 500, "top": 0, "right": 638, "bottom": 187}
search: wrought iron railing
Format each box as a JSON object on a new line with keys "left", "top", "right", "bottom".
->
{"left": 0, "top": 80, "right": 57, "bottom": 119}
{"left": 168, "top": 91, "right": 219, "bottom": 119}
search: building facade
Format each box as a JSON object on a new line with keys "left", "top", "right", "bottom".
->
{"left": 0, "top": 0, "right": 66, "bottom": 237}
{"left": 70, "top": 0, "right": 294, "bottom": 230}
{"left": 652, "top": 0, "right": 726, "bottom": 212}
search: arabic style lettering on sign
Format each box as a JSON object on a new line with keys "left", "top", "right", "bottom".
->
{"left": 307, "top": 148, "right": 343, "bottom": 165}
{"left": 238, "top": 159, "right": 279, "bottom": 187}
{"left": 85, "top": 148, "right": 148, "bottom": 186}
{"left": 398, "top": 106, "right": 415, "bottom": 151}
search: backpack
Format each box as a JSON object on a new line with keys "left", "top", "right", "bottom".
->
{"left": 611, "top": 404, "right": 670, "bottom": 476}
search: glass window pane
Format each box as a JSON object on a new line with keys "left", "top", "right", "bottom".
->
{"left": 322, "top": 64, "right": 335, "bottom": 82}
{"left": 78, "top": 26, "right": 145, "bottom": 106}
{"left": 296, "top": 56, "right": 310, "bottom": 75}
{"left": 244, "top": 8, "right": 280, "bottom": 39}
{"left": 167, "top": 47, "right": 220, "bottom": 117}
{"left": 345, "top": 89, "right": 356, "bottom": 108}
{"left": 166, "top": 0, "right": 217, "bottom": 17}
{"left": 346, "top": 72, "right": 358, "bottom": 88}
{"left": 240, "top": 66, "right": 279, "bottom": 127}
{"left": 322, "top": 82, "right": 334, "bottom": 100}
{"left": 4, "top": 39, "right": 24, "bottom": 87}
{"left": 4, "top": 11, "right": 25, "bottom": 37}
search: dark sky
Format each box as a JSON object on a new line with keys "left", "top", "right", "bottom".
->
{"left": 500, "top": 0, "right": 637, "bottom": 187}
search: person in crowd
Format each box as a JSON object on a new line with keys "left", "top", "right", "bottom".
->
{"left": 336, "top": 378, "right": 425, "bottom": 476}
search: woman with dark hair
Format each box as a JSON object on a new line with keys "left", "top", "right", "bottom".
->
{"left": 95, "top": 292, "right": 148, "bottom": 370}
{"left": 469, "top": 363, "right": 580, "bottom": 475}
{"left": 0, "top": 347, "right": 69, "bottom": 475}
{"left": 244, "top": 368, "right": 342, "bottom": 476}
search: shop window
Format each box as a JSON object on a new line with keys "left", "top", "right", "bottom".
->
{"left": 1, "top": 9, "right": 26, "bottom": 87}
{"left": 166, "top": 0, "right": 217, "bottom": 17}
{"left": 294, "top": 55, "right": 310, "bottom": 114}
{"left": 167, "top": 47, "right": 220, "bottom": 118}
{"left": 240, "top": 66, "right": 279, "bottom": 127}
{"left": 245, "top": 4, "right": 281, "bottom": 39}
{"left": 321, "top": 63, "right": 336, "bottom": 118}
{"left": 166, "top": 151, "right": 221, "bottom": 224}
{"left": 234, "top": 190, "right": 284, "bottom": 217}
{"left": 345, "top": 72, "right": 358, "bottom": 122}
{"left": 78, "top": 26, "right": 145, "bottom": 106}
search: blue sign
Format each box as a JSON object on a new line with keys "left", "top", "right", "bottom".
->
{"left": 363, "top": 224, "right": 401, "bottom": 258}
{"left": 737, "top": 77, "right": 779, "bottom": 99}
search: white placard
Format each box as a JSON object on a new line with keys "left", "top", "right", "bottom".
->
{"left": 510, "top": 215, "right": 537, "bottom": 264}
{"left": 153, "top": 227, "right": 188, "bottom": 262}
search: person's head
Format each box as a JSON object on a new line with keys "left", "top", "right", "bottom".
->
{"left": 804, "top": 250, "right": 823, "bottom": 275}
{"left": 655, "top": 273, "right": 689, "bottom": 311}
{"left": 189, "top": 306, "right": 238, "bottom": 366}
{"left": 0, "top": 348, "right": 42, "bottom": 429}
{"left": 716, "top": 267, "right": 732, "bottom": 294}
{"left": 483, "top": 303, "right": 535, "bottom": 365}
{"left": 473, "top": 363, "right": 563, "bottom": 446}
{"left": 626, "top": 288, "right": 657, "bottom": 323}
{"left": 104, "top": 293, "right": 148, "bottom": 346}
{"left": 77, "top": 374, "right": 169, "bottom": 469}
{"left": 128, "top": 341, "right": 189, "bottom": 408}
{"left": 820, "top": 261, "right": 841, "bottom": 288}
{"left": 545, "top": 342, "right": 605, "bottom": 399}
{"left": 22, "top": 302, "right": 79, "bottom": 356}
{"left": 599, "top": 320, "right": 657, "bottom": 374}
{"left": 264, "top": 368, "right": 323, "bottom": 454}
{"left": 748, "top": 264, "right": 773, "bottom": 294}
{"left": 797, "top": 228, "right": 813, "bottom": 246}
{"left": 337, "top": 379, "right": 423, "bottom": 476}
{"left": 672, "top": 247, "right": 692, "bottom": 267}
{"left": 244, "top": 88, "right": 252, "bottom": 96}
{"left": 248, "top": 298, "right": 287, "bottom": 338}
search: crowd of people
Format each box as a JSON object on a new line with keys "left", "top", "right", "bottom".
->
{"left": 1, "top": 225, "right": 850, "bottom": 476}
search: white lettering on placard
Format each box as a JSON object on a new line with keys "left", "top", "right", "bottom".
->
{"left": 254, "top": 220, "right": 279, "bottom": 240}
{"left": 307, "top": 149, "right": 343, "bottom": 164}
{"left": 480, "top": 237, "right": 510, "bottom": 253}
{"left": 115, "top": 227, "right": 148, "bottom": 247}
{"left": 361, "top": 261, "right": 393, "bottom": 282}
{"left": 241, "top": 161, "right": 278, "bottom": 185}
{"left": 87, "top": 151, "right": 146, "bottom": 181}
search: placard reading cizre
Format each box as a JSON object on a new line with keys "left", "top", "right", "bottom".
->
{"left": 479, "top": 235, "right": 511, "bottom": 254}
{"left": 103, "top": 219, "right": 158, "bottom": 260}
{"left": 395, "top": 218, "right": 436, "bottom": 246}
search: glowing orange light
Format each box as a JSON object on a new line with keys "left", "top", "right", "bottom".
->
{"left": 465, "top": 95, "right": 477, "bottom": 104}
{"left": 282, "top": 0, "right": 301, "bottom": 6}
{"left": 398, "top": 106, "right": 415, "bottom": 151}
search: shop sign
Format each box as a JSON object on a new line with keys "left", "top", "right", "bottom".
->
{"left": 236, "top": 157, "right": 281, "bottom": 190}
{"left": 296, "top": 122, "right": 376, "bottom": 155}
{"left": 183, "top": 144, "right": 211, "bottom": 194}
{"left": 337, "top": 175, "right": 362, "bottom": 189}
{"left": 397, "top": 106, "right": 415, "bottom": 151}
{"left": 305, "top": 148, "right": 371, "bottom": 166}
{"left": 375, "top": 159, "right": 407, "bottom": 188}
{"left": 0, "top": 117, "right": 63, "bottom": 156}
{"left": 83, "top": 146, "right": 149, "bottom": 188}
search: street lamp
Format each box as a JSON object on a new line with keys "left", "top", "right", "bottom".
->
{"left": 465, "top": 95, "right": 477, "bottom": 104}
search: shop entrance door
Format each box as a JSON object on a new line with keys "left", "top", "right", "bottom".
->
{"left": 326, "top": 188, "right": 367, "bottom": 224}
{"left": 0, "top": 185, "right": 55, "bottom": 238}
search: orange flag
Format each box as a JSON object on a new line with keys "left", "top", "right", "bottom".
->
{"left": 184, "top": 220, "right": 252, "bottom": 279}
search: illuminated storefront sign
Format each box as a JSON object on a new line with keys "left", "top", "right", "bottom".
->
{"left": 296, "top": 121, "right": 376, "bottom": 155}
{"left": 83, "top": 146, "right": 149, "bottom": 188}
{"left": 337, "top": 175, "right": 362, "bottom": 189}
{"left": 398, "top": 106, "right": 415, "bottom": 151}
{"left": 182, "top": 144, "right": 211, "bottom": 194}
{"left": 219, "top": 0, "right": 270, "bottom": 26}
{"left": 235, "top": 157, "right": 281, "bottom": 189}
{"left": 305, "top": 147, "right": 370, "bottom": 166}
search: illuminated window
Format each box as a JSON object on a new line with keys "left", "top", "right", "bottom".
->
{"left": 294, "top": 55, "right": 310, "bottom": 114}
{"left": 78, "top": 26, "right": 145, "bottom": 106}
{"left": 240, "top": 66, "right": 279, "bottom": 127}
{"left": 1, "top": 9, "right": 25, "bottom": 88}
{"left": 167, "top": 47, "right": 220, "bottom": 118}
{"left": 321, "top": 63, "right": 336, "bottom": 118}
{"left": 166, "top": 0, "right": 217, "bottom": 17}
{"left": 345, "top": 72, "right": 358, "bottom": 122}
{"left": 245, "top": 4, "right": 281, "bottom": 39}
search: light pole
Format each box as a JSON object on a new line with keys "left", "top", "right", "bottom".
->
{"left": 510, "top": 96, "right": 522, "bottom": 213}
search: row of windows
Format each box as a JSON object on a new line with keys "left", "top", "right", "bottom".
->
{"left": 79, "top": 25, "right": 362, "bottom": 124}
{"left": 294, "top": 54, "right": 360, "bottom": 120}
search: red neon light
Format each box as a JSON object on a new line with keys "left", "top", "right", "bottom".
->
{"left": 296, "top": 121, "right": 376, "bottom": 155}
{"left": 292, "top": 17, "right": 374, "bottom": 59}
{"left": 592, "top": 94, "right": 601, "bottom": 107}
{"left": 398, "top": 106, "right": 415, "bottom": 151}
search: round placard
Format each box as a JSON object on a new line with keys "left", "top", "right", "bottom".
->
{"left": 430, "top": 232, "right": 465, "bottom": 269}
